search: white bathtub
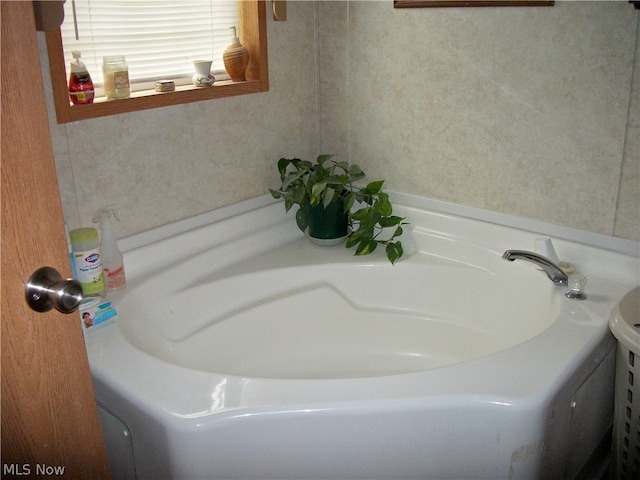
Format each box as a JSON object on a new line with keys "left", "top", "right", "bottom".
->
{"left": 87, "top": 193, "right": 639, "bottom": 480}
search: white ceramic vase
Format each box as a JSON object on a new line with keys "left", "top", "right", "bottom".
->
{"left": 192, "top": 60, "right": 214, "bottom": 87}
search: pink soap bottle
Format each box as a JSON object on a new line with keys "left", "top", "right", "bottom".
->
{"left": 69, "top": 51, "right": 95, "bottom": 104}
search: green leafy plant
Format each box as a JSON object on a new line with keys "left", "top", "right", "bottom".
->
{"left": 269, "top": 154, "right": 406, "bottom": 264}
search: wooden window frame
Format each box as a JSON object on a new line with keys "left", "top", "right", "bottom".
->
{"left": 46, "top": 0, "right": 268, "bottom": 123}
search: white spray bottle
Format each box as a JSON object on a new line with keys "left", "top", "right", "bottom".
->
{"left": 92, "top": 206, "right": 126, "bottom": 292}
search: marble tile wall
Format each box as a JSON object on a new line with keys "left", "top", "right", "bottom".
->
{"left": 614, "top": 17, "right": 640, "bottom": 241}
{"left": 41, "top": 1, "right": 639, "bottom": 242}
{"left": 319, "top": 1, "right": 639, "bottom": 240}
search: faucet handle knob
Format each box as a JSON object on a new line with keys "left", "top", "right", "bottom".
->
{"left": 565, "top": 273, "right": 587, "bottom": 300}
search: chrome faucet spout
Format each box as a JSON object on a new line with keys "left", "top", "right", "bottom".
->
{"left": 502, "top": 250, "right": 569, "bottom": 287}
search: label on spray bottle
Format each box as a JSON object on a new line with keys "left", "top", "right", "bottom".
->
{"left": 73, "top": 249, "right": 105, "bottom": 295}
{"left": 105, "top": 264, "right": 126, "bottom": 290}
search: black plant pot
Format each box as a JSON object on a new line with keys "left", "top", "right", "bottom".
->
{"left": 305, "top": 200, "right": 348, "bottom": 242}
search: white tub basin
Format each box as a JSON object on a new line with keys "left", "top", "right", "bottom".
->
{"left": 86, "top": 194, "right": 639, "bottom": 480}
{"left": 117, "top": 242, "right": 560, "bottom": 379}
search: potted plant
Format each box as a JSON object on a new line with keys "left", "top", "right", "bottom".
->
{"left": 269, "top": 154, "right": 406, "bottom": 264}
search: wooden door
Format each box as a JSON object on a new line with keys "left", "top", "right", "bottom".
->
{"left": 1, "top": 2, "right": 110, "bottom": 477}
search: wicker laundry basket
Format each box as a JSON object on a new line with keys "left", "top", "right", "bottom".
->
{"left": 609, "top": 287, "right": 640, "bottom": 480}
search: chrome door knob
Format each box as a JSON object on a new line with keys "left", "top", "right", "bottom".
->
{"left": 25, "top": 267, "right": 84, "bottom": 313}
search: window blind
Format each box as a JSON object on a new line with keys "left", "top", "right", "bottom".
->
{"left": 61, "top": 0, "right": 238, "bottom": 87}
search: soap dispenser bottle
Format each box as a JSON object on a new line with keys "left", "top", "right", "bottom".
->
{"left": 68, "top": 51, "right": 95, "bottom": 104}
{"left": 223, "top": 26, "right": 249, "bottom": 82}
{"left": 92, "top": 206, "right": 126, "bottom": 292}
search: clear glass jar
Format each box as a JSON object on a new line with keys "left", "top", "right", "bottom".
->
{"left": 102, "top": 55, "right": 130, "bottom": 99}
